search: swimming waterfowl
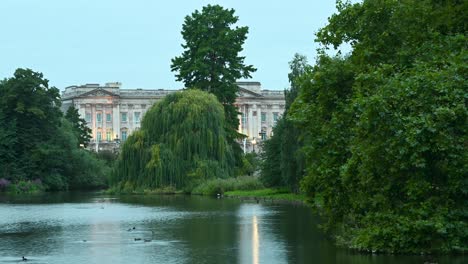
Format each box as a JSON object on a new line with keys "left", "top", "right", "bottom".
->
{"left": 22, "top": 256, "right": 28, "bottom": 261}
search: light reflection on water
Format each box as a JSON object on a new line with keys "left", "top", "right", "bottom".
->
{"left": 253, "top": 215, "right": 259, "bottom": 264}
{"left": 0, "top": 193, "right": 465, "bottom": 264}
{"left": 237, "top": 204, "right": 287, "bottom": 264}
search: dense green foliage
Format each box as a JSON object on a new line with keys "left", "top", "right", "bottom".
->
{"left": 111, "top": 89, "right": 235, "bottom": 191}
{"left": 191, "top": 176, "right": 263, "bottom": 196}
{"left": 285, "top": 0, "right": 467, "bottom": 254}
{"left": 65, "top": 105, "right": 92, "bottom": 147}
{"left": 238, "top": 152, "right": 259, "bottom": 176}
{"left": 260, "top": 54, "right": 308, "bottom": 192}
{"left": 0, "top": 69, "right": 109, "bottom": 192}
{"left": 225, "top": 188, "right": 306, "bottom": 203}
{"left": 171, "top": 4, "right": 256, "bottom": 167}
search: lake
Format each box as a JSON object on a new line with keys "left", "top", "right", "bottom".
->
{"left": 0, "top": 193, "right": 463, "bottom": 264}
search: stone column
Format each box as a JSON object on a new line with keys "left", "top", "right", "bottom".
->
{"left": 238, "top": 104, "right": 243, "bottom": 134}
{"left": 91, "top": 104, "right": 96, "bottom": 140}
{"left": 113, "top": 102, "right": 120, "bottom": 141}
{"left": 248, "top": 104, "right": 253, "bottom": 138}
{"left": 102, "top": 105, "right": 107, "bottom": 141}
{"left": 257, "top": 104, "right": 261, "bottom": 139}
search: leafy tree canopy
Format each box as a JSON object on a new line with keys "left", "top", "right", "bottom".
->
{"left": 111, "top": 89, "right": 235, "bottom": 191}
{"left": 287, "top": 0, "right": 467, "bottom": 254}
{"left": 171, "top": 4, "right": 256, "bottom": 166}
{"left": 0, "top": 69, "right": 109, "bottom": 191}
{"left": 260, "top": 54, "right": 310, "bottom": 192}
{"left": 65, "top": 105, "right": 92, "bottom": 147}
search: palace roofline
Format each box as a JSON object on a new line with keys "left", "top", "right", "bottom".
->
{"left": 62, "top": 81, "right": 284, "bottom": 100}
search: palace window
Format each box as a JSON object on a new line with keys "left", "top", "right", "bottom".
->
{"left": 260, "top": 128, "right": 267, "bottom": 140}
{"left": 121, "top": 131, "right": 127, "bottom": 141}
{"left": 134, "top": 112, "right": 141, "bottom": 123}
{"left": 106, "top": 113, "right": 112, "bottom": 122}
{"left": 273, "top": 112, "right": 279, "bottom": 122}
{"left": 241, "top": 113, "right": 246, "bottom": 126}
{"left": 261, "top": 112, "right": 266, "bottom": 122}
{"left": 97, "top": 132, "right": 102, "bottom": 142}
{"left": 121, "top": 112, "right": 127, "bottom": 122}
{"left": 96, "top": 113, "right": 102, "bottom": 123}
{"left": 106, "top": 131, "right": 111, "bottom": 141}
{"left": 85, "top": 113, "right": 91, "bottom": 123}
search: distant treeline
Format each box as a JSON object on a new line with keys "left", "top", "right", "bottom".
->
{"left": 0, "top": 69, "right": 112, "bottom": 192}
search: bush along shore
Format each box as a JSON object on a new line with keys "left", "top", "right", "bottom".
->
{"left": 106, "top": 175, "right": 308, "bottom": 206}
{"left": 0, "top": 178, "right": 45, "bottom": 194}
{"left": 224, "top": 188, "right": 307, "bottom": 205}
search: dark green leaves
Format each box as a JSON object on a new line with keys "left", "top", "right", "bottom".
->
{"left": 65, "top": 106, "right": 92, "bottom": 147}
{"left": 287, "top": 0, "right": 467, "bottom": 253}
{"left": 171, "top": 4, "right": 256, "bottom": 168}
{"left": 0, "top": 69, "right": 109, "bottom": 190}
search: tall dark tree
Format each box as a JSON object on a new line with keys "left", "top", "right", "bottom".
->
{"left": 0, "top": 69, "right": 109, "bottom": 191}
{"left": 260, "top": 54, "right": 309, "bottom": 192}
{"left": 171, "top": 4, "right": 256, "bottom": 166}
{"left": 0, "top": 69, "right": 62, "bottom": 180}
{"left": 286, "top": 54, "right": 309, "bottom": 108}
{"left": 290, "top": 0, "right": 467, "bottom": 254}
{"left": 65, "top": 106, "right": 92, "bottom": 147}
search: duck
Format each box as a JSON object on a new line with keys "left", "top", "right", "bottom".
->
{"left": 144, "top": 239, "right": 152, "bottom": 242}
{"left": 134, "top": 238, "right": 142, "bottom": 241}
{"left": 22, "top": 256, "right": 28, "bottom": 261}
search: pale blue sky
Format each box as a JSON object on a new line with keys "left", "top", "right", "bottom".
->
{"left": 0, "top": 0, "right": 340, "bottom": 90}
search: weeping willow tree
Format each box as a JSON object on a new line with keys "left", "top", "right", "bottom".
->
{"left": 111, "top": 89, "right": 235, "bottom": 191}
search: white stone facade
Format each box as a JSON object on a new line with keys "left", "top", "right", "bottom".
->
{"left": 61, "top": 82, "right": 285, "bottom": 152}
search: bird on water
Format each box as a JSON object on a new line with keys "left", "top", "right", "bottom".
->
{"left": 22, "top": 256, "right": 28, "bottom": 261}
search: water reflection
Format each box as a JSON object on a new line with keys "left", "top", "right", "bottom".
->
{"left": 237, "top": 204, "right": 287, "bottom": 264}
{"left": 252, "top": 215, "right": 259, "bottom": 264}
{"left": 0, "top": 193, "right": 465, "bottom": 264}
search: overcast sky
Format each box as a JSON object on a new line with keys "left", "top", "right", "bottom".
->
{"left": 0, "top": 0, "right": 341, "bottom": 90}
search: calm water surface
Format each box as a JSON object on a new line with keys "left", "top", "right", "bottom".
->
{"left": 0, "top": 193, "right": 464, "bottom": 264}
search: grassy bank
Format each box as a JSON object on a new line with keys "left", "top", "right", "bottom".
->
{"left": 224, "top": 188, "right": 307, "bottom": 204}
{"left": 105, "top": 185, "right": 184, "bottom": 195}
{"left": 190, "top": 176, "right": 263, "bottom": 195}
{"left": 106, "top": 177, "right": 308, "bottom": 205}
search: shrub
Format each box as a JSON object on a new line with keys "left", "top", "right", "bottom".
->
{"left": 0, "top": 178, "right": 10, "bottom": 192}
{"left": 191, "top": 176, "right": 263, "bottom": 195}
{"left": 43, "top": 173, "right": 68, "bottom": 191}
{"left": 6, "top": 179, "right": 45, "bottom": 194}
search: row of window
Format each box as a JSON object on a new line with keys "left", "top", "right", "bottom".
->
{"left": 95, "top": 130, "right": 128, "bottom": 142}
{"left": 241, "top": 112, "right": 279, "bottom": 125}
{"left": 96, "top": 131, "right": 113, "bottom": 142}
{"left": 85, "top": 112, "right": 141, "bottom": 124}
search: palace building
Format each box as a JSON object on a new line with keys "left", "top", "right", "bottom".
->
{"left": 61, "top": 81, "right": 285, "bottom": 152}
